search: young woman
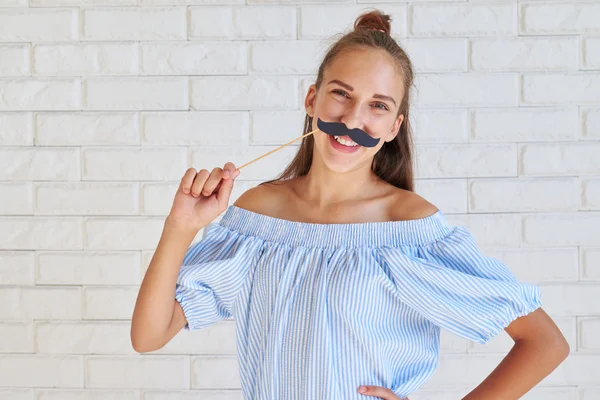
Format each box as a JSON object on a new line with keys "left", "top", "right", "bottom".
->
{"left": 131, "top": 10, "right": 569, "bottom": 400}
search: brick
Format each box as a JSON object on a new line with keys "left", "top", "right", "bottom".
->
{"left": 0, "top": 217, "right": 82, "bottom": 250}
{"left": 191, "top": 356, "right": 240, "bottom": 389}
{"left": 415, "top": 144, "right": 516, "bottom": 179}
{"left": 411, "top": 109, "right": 468, "bottom": 143}
{"left": 583, "top": 108, "right": 600, "bottom": 139}
{"left": 83, "top": 287, "right": 138, "bottom": 320}
{"left": 0, "top": 79, "right": 81, "bottom": 111}
{"left": 439, "top": 328, "right": 468, "bottom": 354}
{"left": 251, "top": 0, "right": 348, "bottom": 3}
{"left": 298, "top": 75, "right": 315, "bottom": 107}
{"left": 37, "top": 390, "right": 139, "bottom": 400}
{"left": 0, "top": 113, "right": 33, "bottom": 145}
{"left": 144, "top": 391, "right": 243, "bottom": 400}
{"left": 583, "top": 388, "right": 600, "bottom": 400}
{"left": 582, "top": 178, "right": 600, "bottom": 210}
{"left": 2, "top": 0, "right": 28, "bottom": 5}
{"left": 190, "top": 145, "right": 298, "bottom": 181}
{"left": 0, "top": 251, "right": 34, "bottom": 285}
{"left": 142, "top": 112, "right": 248, "bottom": 145}
{"left": 84, "top": 217, "right": 165, "bottom": 250}
{"left": 35, "top": 183, "right": 139, "bottom": 215}
{"left": 0, "top": 9, "right": 77, "bottom": 42}
{"left": 32, "top": 0, "right": 135, "bottom": 4}
{"left": 522, "top": 213, "right": 600, "bottom": 246}
{"left": 444, "top": 213, "right": 520, "bottom": 247}
{"left": 471, "top": 38, "right": 577, "bottom": 71}
{"left": 0, "top": 183, "right": 32, "bottom": 215}
{"left": 82, "top": 7, "right": 186, "bottom": 41}
{"left": 414, "top": 179, "right": 468, "bottom": 214}
{"left": 0, "top": 287, "right": 81, "bottom": 319}
{"left": 0, "top": 389, "right": 32, "bottom": 400}
{"left": 581, "top": 248, "right": 600, "bottom": 280}
{"left": 403, "top": 39, "right": 467, "bottom": 73}
{"left": 472, "top": 108, "right": 578, "bottom": 142}
{"left": 84, "top": 78, "right": 188, "bottom": 111}
{"left": 141, "top": 183, "right": 179, "bottom": 216}
{"left": 142, "top": 0, "right": 243, "bottom": 4}
{"left": 0, "top": 45, "right": 30, "bottom": 76}
{"left": 35, "top": 112, "right": 139, "bottom": 146}
{"left": 141, "top": 42, "right": 246, "bottom": 75}
{"left": 250, "top": 110, "right": 305, "bottom": 145}
{"left": 249, "top": 41, "right": 325, "bottom": 74}
{"left": 34, "top": 43, "right": 138, "bottom": 76}
{"left": 522, "top": 3, "right": 600, "bottom": 35}
{"left": 0, "top": 322, "right": 34, "bottom": 353}
{"left": 583, "top": 37, "right": 600, "bottom": 69}
{"left": 522, "top": 74, "right": 600, "bottom": 105}
{"left": 189, "top": 6, "right": 295, "bottom": 40}
{"left": 300, "top": 5, "right": 407, "bottom": 39}
{"left": 37, "top": 322, "right": 134, "bottom": 354}
{"left": 0, "top": 148, "right": 79, "bottom": 181}
{"left": 542, "top": 285, "right": 600, "bottom": 318}
{"left": 580, "top": 318, "right": 600, "bottom": 351}
{"left": 411, "top": 4, "right": 515, "bottom": 37}
{"left": 415, "top": 74, "right": 518, "bottom": 107}
{"left": 190, "top": 77, "right": 297, "bottom": 110}
{"left": 520, "top": 143, "right": 600, "bottom": 176}
{"left": 37, "top": 251, "right": 141, "bottom": 285}
{"left": 86, "top": 356, "right": 189, "bottom": 388}
{"left": 82, "top": 147, "right": 186, "bottom": 181}
{"left": 0, "top": 355, "right": 82, "bottom": 388}
{"left": 469, "top": 178, "right": 579, "bottom": 213}
{"left": 555, "top": 353, "right": 600, "bottom": 387}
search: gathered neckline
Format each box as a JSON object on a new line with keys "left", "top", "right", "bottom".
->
{"left": 216, "top": 205, "right": 455, "bottom": 248}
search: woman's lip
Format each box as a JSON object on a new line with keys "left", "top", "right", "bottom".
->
{"left": 329, "top": 134, "right": 361, "bottom": 152}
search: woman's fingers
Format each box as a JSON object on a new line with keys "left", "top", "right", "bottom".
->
{"left": 357, "top": 385, "right": 404, "bottom": 399}
{"left": 200, "top": 167, "right": 223, "bottom": 196}
{"left": 190, "top": 169, "right": 210, "bottom": 197}
{"left": 223, "top": 162, "right": 236, "bottom": 179}
{"left": 181, "top": 168, "right": 199, "bottom": 195}
{"left": 182, "top": 163, "right": 238, "bottom": 199}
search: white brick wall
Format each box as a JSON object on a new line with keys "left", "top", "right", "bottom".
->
{"left": 0, "top": 1, "right": 597, "bottom": 399}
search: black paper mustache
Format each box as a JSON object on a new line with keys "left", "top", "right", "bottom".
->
{"left": 317, "top": 118, "right": 380, "bottom": 148}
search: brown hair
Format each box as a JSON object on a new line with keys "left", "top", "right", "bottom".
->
{"left": 261, "top": 10, "right": 415, "bottom": 192}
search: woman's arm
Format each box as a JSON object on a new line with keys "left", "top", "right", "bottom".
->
{"left": 130, "top": 218, "right": 198, "bottom": 353}
{"left": 359, "top": 308, "right": 568, "bottom": 400}
{"left": 462, "top": 307, "right": 570, "bottom": 400}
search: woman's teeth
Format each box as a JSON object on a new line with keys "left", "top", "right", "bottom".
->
{"left": 334, "top": 135, "right": 358, "bottom": 147}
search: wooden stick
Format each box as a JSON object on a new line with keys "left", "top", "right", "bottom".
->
{"left": 237, "top": 128, "right": 319, "bottom": 170}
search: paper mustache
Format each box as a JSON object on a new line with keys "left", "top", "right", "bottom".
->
{"left": 237, "top": 118, "right": 380, "bottom": 170}
{"left": 316, "top": 118, "right": 380, "bottom": 148}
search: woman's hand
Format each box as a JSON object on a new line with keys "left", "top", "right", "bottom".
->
{"left": 167, "top": 162, "right": 239, "bottom": 232}
{"left": 358, "top": 385, "right": 408, "bottom": 400}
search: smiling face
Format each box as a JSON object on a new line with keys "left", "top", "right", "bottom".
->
{"left": 305, "top": 46, "right": 405, "bottom": 173}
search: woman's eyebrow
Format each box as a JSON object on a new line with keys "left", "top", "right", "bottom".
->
{"left": 327, "top": 79, "right": 397, "bottom": 106}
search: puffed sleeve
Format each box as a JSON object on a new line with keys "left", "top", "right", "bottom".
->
{"left": 175, "top": 222, "right": 263, "bottom": 330}
{"left": 378, "top": 226, "right": 542, "bottom": 344}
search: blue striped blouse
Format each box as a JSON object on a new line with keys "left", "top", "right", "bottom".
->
{"left": 175, "top": 205, "right": 542, "bottom": 399}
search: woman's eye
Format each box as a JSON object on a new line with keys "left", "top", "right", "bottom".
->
{"left": 332, "top": 89, "right": 348, "bottom": 98}
{"left": 374, "top": 102, "right": 389, "bottom": 111}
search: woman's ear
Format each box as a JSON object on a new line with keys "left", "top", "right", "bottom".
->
{"left": 385, "top": 114, "right": 404, "bottom": 142}
{"left": 304, "top": 84, "right": 317, "bottom": 117}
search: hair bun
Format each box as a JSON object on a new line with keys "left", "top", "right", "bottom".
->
{"left": 354, "top": 10, "right": 392, "bottom": 35}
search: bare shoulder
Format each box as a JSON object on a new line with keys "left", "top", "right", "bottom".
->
{"left": 389, "top": 189, "right": 439, "bottom": 221}
{"left": 232, "top": 181, "right": 285, "bottom": 216}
